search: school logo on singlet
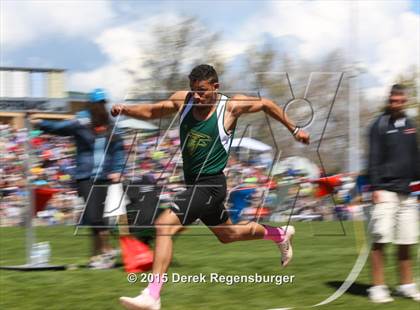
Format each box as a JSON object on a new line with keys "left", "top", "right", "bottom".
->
{"left": 187, "top": 130, "right": 212, "bottom": 154}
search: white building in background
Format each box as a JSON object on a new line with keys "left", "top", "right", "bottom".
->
{"left": 0, "top": 67, "right": 89, "bottom": 128}
{"left": 0, "top": 67, "right": 67, "bottom": 112}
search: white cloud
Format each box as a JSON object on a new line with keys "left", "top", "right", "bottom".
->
{"left": 67, "top": 25, "right": 145, "bottom": 100}
{"left": 237, "top": 1, "right": 349, "bottom": 59}
{"left": 237, "top": 0, "right": 419, "bottom": 99}
{"left": 69, "top": 11, "right": 257, "bottom": 100}
{"left": 0, "top": 0, "right": 114, "bottom": 50}
{"left": 68, "top": 13, "right": 183, "bottom": 100}
{"left": 217, "top": 40, "right": 255, "bottom": 61}
{"left": 6, "top": 0, "right": 416, "bottom": 102}
{"left": 69, "top": 64, "right": 129, "bottom": 100}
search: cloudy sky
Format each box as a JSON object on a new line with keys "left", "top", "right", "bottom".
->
{"left": 1, "top": 0, "right": 419, "bottom": 100}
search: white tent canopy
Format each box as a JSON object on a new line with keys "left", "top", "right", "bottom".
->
{"left": 272, "top": 156, "right": 320, "bottom": 179}
{"left": 116, "top": 119, "right": 158, "bottom": 131}
{"left": 231, "top": 137, "right": 272, "bottom": 152}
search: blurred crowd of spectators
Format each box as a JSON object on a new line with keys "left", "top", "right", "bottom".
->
{"left": 1, "top": 124, "right": 364, "bottom": 227}
{"left": 0, "top": 124, "right": 77, "bottom": 226}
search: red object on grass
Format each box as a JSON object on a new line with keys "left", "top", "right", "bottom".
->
{"left": 120, "top": 236, "right": 154, "bottom": 273}
{"left": 34, "top": 187, "right": 61, "bottom": 215}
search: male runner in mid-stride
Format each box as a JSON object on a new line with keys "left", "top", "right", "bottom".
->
{"left": 111, "top": 64, "right": 310, "bottom": 310}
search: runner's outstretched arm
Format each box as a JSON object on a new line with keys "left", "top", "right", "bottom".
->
{"left": 229, "top": 94, "right": 310, "bottom": 144}
{"left": 111, "top": 91, "right": 188, "bottom": 120}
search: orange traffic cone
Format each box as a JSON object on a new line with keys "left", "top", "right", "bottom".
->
{"left": 118, "top": 214, "right": 154, "bottom": 273}
{"left": 120, "top": 236, "right": 154, "bottom": 273}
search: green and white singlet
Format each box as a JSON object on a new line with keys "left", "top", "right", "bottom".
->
{"left": 179, "top": 94, "right": 235, "bottom": 180}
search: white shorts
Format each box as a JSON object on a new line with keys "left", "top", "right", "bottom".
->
{"left": 369, "top": 190, "right": 419, "bottom": 245}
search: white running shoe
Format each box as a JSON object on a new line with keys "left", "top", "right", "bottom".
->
{"left": 87, "top": 253, "right": 115, "bottom": 270}
{"left": 367, "top": 285, "right": 394, "bottom": 303}
{"left": 395, "top": 283, "right": 420, "bottom": 301}
{"left": 278, "top": 225, "right": 295, "bottom": 267}
{"left": 120, "top": 288, "right": 161, "bottom": 310}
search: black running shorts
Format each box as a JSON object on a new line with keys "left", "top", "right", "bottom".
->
{"left": 169, "top": 173, "right": 229, "bottom": 226}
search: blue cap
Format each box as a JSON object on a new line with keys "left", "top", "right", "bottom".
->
{"left": 89, "top": 88, "right": 107, "bottom": 103}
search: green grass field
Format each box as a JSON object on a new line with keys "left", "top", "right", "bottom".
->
{"left": 0, "top": 222, "right": 418, "bottom": 310}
